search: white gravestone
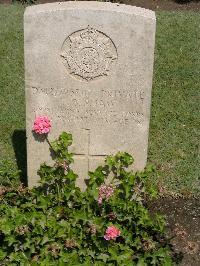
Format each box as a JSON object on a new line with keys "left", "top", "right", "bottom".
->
{"left": 24, "top": 1, "right": 156, "bottom": 188}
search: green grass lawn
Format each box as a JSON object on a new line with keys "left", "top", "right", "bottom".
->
{"left": 0, "top": 4, "right": 199, "bottom": 194}
{"left": 149, "top": 12, "right": 200, "bottom": 195}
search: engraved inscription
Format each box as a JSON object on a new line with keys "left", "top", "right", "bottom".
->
{"left": 61, "top": 26, "right": 118, "bottom": 81}
{"left": 33, "top": 106, "right": 144, "bottom": 126}
{"left": 31, "top": 86, "right": 145, "bottom": 104}
{"left": 31, "top": 85, "right": 145, "bottom": 127}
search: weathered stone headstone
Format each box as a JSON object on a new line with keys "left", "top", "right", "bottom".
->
{"left": 24, "top": 2, "right": 156, "bottom": 188}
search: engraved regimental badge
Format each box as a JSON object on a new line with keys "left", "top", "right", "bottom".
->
{"left": 61, "top": 26, "right": 118, "bottom": 81}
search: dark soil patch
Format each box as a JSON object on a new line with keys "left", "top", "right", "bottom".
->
{"left": 1, "top": 0, "right": 200, "bottom": 11}
{"left": 149, "top": 197, "right": 200, "bottom": 265}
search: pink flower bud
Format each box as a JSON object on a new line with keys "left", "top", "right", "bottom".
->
{"left": 98, "top": 184, "right": 114, "bottom": 205}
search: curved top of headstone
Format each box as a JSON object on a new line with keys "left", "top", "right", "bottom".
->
{"left": 24, "top": 1, "right": 155, "bottom": 20}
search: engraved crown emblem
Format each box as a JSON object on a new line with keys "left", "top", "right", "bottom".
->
{"left": 61, "top": 26, "right": 118, "bottom": 81}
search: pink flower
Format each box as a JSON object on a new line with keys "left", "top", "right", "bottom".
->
{"left": 98, "top": 184, "right": 114, "bottom": 205}
{"left": 33, "top": 116, "right": 51, "bottom": 135}
{"left": 104, "top": 225, "right": 121, "bottom": 241}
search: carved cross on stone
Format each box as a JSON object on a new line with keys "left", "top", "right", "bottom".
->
{"left": 73, "top": 129, "right": 106, "bottom": 173}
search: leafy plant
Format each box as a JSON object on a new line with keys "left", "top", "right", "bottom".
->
{"left": 0, "top": 132, "right": 178, "bottom": 265}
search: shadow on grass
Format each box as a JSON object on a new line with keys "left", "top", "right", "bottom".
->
{"left": 12, "top": 130, "right": 27, "bottom": 186}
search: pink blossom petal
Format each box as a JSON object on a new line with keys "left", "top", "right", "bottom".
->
{"left": 33, "top": 116, "right": 51, "bottom": 135}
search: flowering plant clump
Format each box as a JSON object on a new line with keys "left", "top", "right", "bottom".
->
{"left": 32, "top": 115, "right": 51, "bottom": 134}
{"left": 104, "top": 225, "right": 121, "bottom": 240}
{"left": 0, "top": 128, "right": 180, "bottom": 264}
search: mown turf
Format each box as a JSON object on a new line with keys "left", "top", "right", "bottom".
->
{"left": 149, "top": 12, "right": 200, "bottom": 195}
{"left": 0, "top": 5, "right": 199, "bottom": 194}
{"left": 0, "top": 4, "right": 25, "bottom": 179}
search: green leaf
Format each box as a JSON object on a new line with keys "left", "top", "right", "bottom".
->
{"left": 0, "top": 249, "right": 7, "bottom": 260}
{"left": 97, "top": 253, "right": 109, "bottom": 263}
